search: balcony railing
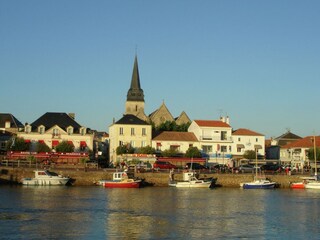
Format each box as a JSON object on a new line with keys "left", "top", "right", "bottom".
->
{"left": 199, "top": 136, "right": 232, "bottom": 142}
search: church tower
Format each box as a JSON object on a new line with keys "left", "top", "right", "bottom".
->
{"left": 125, "top": 56, "right": 148, "bottom": 121}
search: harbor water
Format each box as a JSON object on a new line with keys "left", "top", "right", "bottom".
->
{"left": 1, "top": 186, "right": 320, "bottom": 239}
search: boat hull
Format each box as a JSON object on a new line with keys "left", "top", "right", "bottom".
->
{"left": 305, "top": 182, "right": 320, "bottom": 189}
{"left": 22, "top": 178, "right": 69, "bottom": 186}
{"left": 242, "top": 182, "right": 276, "bottom": 189}
{"left": 173, "top": 182, "right": 211, "bottom": 188}
{"left": 290, "top": 182, "right": 305, "bottom": 189}
{"left": 103, "top": 181, "right": 140, "bottom": 188}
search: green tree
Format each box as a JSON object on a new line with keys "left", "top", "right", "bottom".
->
{"left": 154, "top": 121, "right": 190, "bottom": 132}
{"left": 162, "top": 148, "right": 180, "bottom": 157}
{"left": 116, "top": 145, "right": 134, "bottom": 155}
{"left": 55, "top": 140, "right": 74, "bottom": 153}
{"left": 185, "top": 146, "right": 202, "bottom": 158}
{"left": 308, "top": 147, "right": 320, "bottom": 161}
{"left": 136, "top": 146, "right": 156, "bottom": 154}
{"left": 36, "top": 142, "right": 51, "bottom": 152}
{"left": 243, "top": 150, "right": 256, "bottom": 160}
{"left": 6, "top": 137, "right": 29, "bottom": 151}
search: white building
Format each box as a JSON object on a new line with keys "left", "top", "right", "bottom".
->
{"left": 188, "top": 117, "right": 233, "bottom": 164}
{"left": 231, "top": 128, "right": 265, "bottom": 160}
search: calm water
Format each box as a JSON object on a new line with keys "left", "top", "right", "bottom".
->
{"left": 1, "top": 186, "right": 320, "bottom": 240}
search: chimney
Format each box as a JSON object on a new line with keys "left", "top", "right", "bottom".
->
{"left": 226, "top": 116, "right": 230, "bottom": 124}
{"left": 220, "top": 116, "right": 225, "bottom": 123}
{"left": 68, "top": 113, "right": 75, "bottom": 120}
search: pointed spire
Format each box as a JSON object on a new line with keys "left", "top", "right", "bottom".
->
{"left": 127, "top": 55, "right": 144, "bottom": 102}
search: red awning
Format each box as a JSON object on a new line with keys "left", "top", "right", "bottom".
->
{"left": 80, "top": 141, "right": 87, "bottom": 147}
{"left": 52, "top": 140, "right": 59, "bottom": 146}
{"left": 25, "top": 139, "right": 31, "bottom": 143}
{"left": 68, "top": 141, "right": 74, "bottom": 145}
{"left": 38, "top": 140, "right": 44, "bottom": 144}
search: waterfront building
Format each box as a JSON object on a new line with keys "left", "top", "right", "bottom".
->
{"left": 152, "top": 131, "right": 199, "bottom": 153}
{"left": 0, "top": 113, "right": 24, "bottom": 153}
{"left": 17, "top": 112, "right": 94, "bottom": 152}
{"left": 188, "top": 117, "right": 233, "bottom": 164}
{"left": 231, "top": 128, "right": 265, "bottom": 164}
{"left": 281, "top": 136, "right": 320, "bottom": 169}
{"left": 109, "top": 114, "right": 152, "bottom": 164}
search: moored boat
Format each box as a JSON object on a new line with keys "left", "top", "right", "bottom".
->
{"left": 290, "top": 176, "right": 317, "bottom": 189}
{"left": 102, "top": 171, "right": 141, "bottom": 188}
{"left": 22, "top": 170, "right": 70, "bottom": 186}
{"left": 168, "top": 170, "right": 216, "bottom": 188}
{"left": 241, "top": 177, "right": 276, "bottom": 189}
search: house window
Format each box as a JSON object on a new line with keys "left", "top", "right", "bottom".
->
{"left": 189, "top": 144, "right": 193, "bottom": 148}
{"left": 119, "top": 127, "right": 123, "bottom": 135}
{"left": 39, "top": 127, "right": 44, "bottom": 134}
{"left": 229, "top": 146, "right": 231, "bottom": 152}
{"left": 237, "top": 147, "right": 242, "bottom": 153}
{"left": 142, "top": 128, "right": 146, "bottom": 136}
{"left": 221, "top": 131, "right": 227, "bottom": 140}
{"left": 238, "top": 137, "right": 241, "bottom": 141}
{"left": 221, "top": 146, "right": 227, "bottom": 152}
{"left": 80, "top": 128, "right": 85, "bottom": 135}
{"left": 131, "top": 128, "right": 135, "bottom": 136}
{"left": 256, "top": 138, "right": 258, "bottom": 142}
{"left": 141, "top": 141, "right": 146, "bottom": 147}
{"left": 202, "top": 145, "right": 212, "bottom": 153}
{"left": 119, "top": 141, "right": 123, "bottom": 146}
{"left": 53, "top": 129, "right": 59, "bottom": 137}
{"left": 130, "top": 141, "right": 135, "bottom": 147}
{"left": 67, "top": 127, "right": 73, "bottom": 135}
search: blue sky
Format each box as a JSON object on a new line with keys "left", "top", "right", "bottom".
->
{"left": 1, "top": 0, "right": 319, "bottom": 138}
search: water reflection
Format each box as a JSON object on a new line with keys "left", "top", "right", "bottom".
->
{"left": 1, "top": 186, "right": 320, "bottom": 239}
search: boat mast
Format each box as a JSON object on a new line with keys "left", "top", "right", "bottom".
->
{"left": 314, "top": 135, "right": 317, "bottom": 176}
{"left": 255, "top": 148, "right": 258, "bottom": 177}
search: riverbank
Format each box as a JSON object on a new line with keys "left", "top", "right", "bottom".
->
{"left": 0, "top": 166, "right": 306, "bottom": 188}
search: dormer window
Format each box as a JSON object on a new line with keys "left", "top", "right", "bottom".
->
{"left": 67, "top": 127, "right": 73, "bottom": 135}
{"left": 80, "top": 127, "right": 86, "bottom": 135}
{"left": 25, "top": 125, "right": 31, "bottom": 133}
{"left": 38, "top": 126, "right": 45, "bottom": 134}
{"left": 53, "top": 128, "right": 59, "bottom": 137}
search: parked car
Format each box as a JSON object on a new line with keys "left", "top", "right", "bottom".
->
{"left": 260, "top": 164, "right": 282, "bottom": 174}
{"left": 153, "top": 161, "right": 177, "bottom": 170}
{"left": 238, "top": 164, "right": 258, "bottom": 173}
{"left": 186, "top": 162, "right": 209, "bottom": 170}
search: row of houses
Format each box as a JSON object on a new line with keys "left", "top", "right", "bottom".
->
{"left": 1, "top": 56, "right": 319, "bottom": 168}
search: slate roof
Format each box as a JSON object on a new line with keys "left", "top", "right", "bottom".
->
{"left": 274, "top": 131, "right": 302, "bottom": 147}
{"left": 194, "top": 120, "right": 231, "bottom": 128}
{"left": 232, "top": 128, "right": 264, "bottom": 136}
{"left": 30, "top": 112, "right": 82, "bottom": 132}
{"left": 115, "top": 114, "right": 150, "bottom": 125}
{"left": 127, "top": 55, "right": 144, "bottom": 102}
{"left": 0, "top": 113, "right": 24, "bottom": 128}
{"left": 153, "top": 131, "right": 198, "bottom": 142}
{"left": 282, "top": 136, "right": 320, "bottom": 149}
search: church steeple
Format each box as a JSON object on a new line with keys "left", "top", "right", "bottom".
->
{"left": 127, "top": 55, "right": 144, "bottom": 102}
{"left": 125, "top": 55, "right": 147, "bottom": 121}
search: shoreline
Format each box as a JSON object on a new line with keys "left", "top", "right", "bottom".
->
{"left": 0, "top": 166, "right": 306, "bottom": 188}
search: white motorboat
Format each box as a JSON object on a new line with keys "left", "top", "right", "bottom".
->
{"left": 168, "top": 171, "right": 216, "bottom": 188}
{"left": 22, "top": 170, "right": 70, "bottom": 186}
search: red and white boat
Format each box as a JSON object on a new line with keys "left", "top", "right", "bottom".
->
{"left": 290, "top": 176, "right": 317, "bottom": 189}
{"left": 101, "top": 171, "right": 141, "bottom": 188}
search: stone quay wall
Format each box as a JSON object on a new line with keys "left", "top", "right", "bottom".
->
{"left": 0, "top": 167, "right": 305, "bottom": 188}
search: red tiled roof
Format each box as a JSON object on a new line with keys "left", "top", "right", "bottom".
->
{"left": 153, "top": 131, "right": 198, "bottom": 142}
{"left": 232, "top": 128, "right": 264, "bottom": 136}
{"left": 194, "top": 120, "right": 230, "bottom": 128}
{"left": 282, "top": 136, "right": 320, "bottom": 149}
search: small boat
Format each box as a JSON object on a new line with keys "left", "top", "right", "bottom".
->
{"left": 22, "top": 170, "right": 70, "bottom": 186}
{"left": 240, "top": 149, "right": 277, "bottom": 189}
{"left": 102, "top": 171, "right": 141, "bottom": 188}
{"left": 290, "top": 176, "right": 317, "bottom": 189}
{"left": 304, "top": 136, "right": 320, "bottom": 190}
{"left": 240, "top": 177, "right": 276, "bottom": 189}
{"left": 168, "top": 171, "right": 216, "bottom": 188}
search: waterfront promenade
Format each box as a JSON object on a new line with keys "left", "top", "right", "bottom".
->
{"left": 0, "top": 166, "right": 306, "bottom": 188}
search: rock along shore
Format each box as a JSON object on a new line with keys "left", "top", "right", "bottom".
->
{"left": 0, "top": 166, "right": 307, "bottom": 188}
